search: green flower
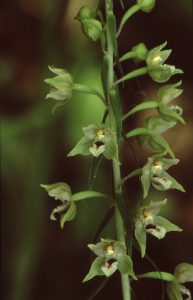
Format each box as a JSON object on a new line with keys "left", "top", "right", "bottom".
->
{"left": 68, "top": 124, "right": 118, "bottom": 162}
{"left": 139, "top": 115, "right": 176, "bottom": 157}
{"left": 75, "top": 6, "right": 103, "bottom": 41}
{"left": 45, "top": 66, "right": 74, "bottom": 112}
{"left": 83, "top": 238, "right": 136, "bottom": 282}
{"left": 167, "top": 263, "right": 193, "bottom": 300}
{"left": 41, "top": 182, "right": 77, "bottom": 229}
{"left": 155, "top": 81, "right": 184, "bottom": 124}
{"left": 146, "top": 42, "right": 183, "bottom": 82}
{"left": 141, "top": 156, "right": 185, "bottom": 198}
{"left": 134, "top": 199, "right": 182, "bottom": 257}
{"left": 45, "top": 66, "right": 73, "bottom": 101}
{"left": 137, "top": 0, "right": 156, "bottom": 13}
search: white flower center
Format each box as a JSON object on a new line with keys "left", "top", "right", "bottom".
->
{"left": 96, "top": 129, "right": 105, "bottom": 139}
{"left": 143, "top": 210, "right": 153, "bottom": 221}
{"left": 106, "top": 245, "right": 114, "bottom": 255}
{"left": 152, "top": 161, "right": 163, "bottom": 173}
{"left": 152, "top": 55, "right": 162, "bottom": 63}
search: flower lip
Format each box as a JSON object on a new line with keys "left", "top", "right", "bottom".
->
{"left": 106, "top": 258, "right": 117, "bottom": 267}
{"left": 145, "top": 223, "right": 157, "bottom": 230}
{"left": 94, "top": 141, "right": 105, "bottom": 148}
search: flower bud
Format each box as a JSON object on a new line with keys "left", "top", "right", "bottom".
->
{"left": 132, "top": 43, "right": 148, "bottom": 60}
{"left": 137, "top": 0, "right": 156, "bottom": 13}
{"left": 75, "top": 5, "right": 103, "bottom": 42}
{"left": 75, "top": 5, "right": 94, "bottom": 20}
{"left": 81, "top": 18, "right": 103, "bottom": 41}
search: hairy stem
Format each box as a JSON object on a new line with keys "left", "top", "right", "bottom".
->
{"left": 105, "top": 1, "right": 131, "bottom": 299}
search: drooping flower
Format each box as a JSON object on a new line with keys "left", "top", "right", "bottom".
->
{"left": 45, "top": 66, "right": 74, "bottom": 112}
{"left": 83, "top": 238, "right": 136, "bottom": 282}
{"left": 139, "top": 114, "right": 176, "bottom": 157}
{"left": 134, "top": 199, "right": 182, "bottom": 257}
{"left": 167, "top": 263, "right": 193, "bottom": 300}
{"left": 41, "top": 182, "right": 77, "bottom": 228}
{"left": 155, "top": 81, "right": 185, "bottom": 124}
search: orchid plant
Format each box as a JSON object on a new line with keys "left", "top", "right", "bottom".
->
{"left": 41, "top": 0, "right": 193, "bottom": 299}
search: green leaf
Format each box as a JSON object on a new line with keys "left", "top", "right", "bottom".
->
{"left": 138, "top": 271, "right": 175, "bottom": 281}
{"left": 174, "top": 263, "right": 193, "bottom": 283}
{"left": 60, "top": 202, "right": 77, "bottom": 229}
{"left": 154, "top": 216, "right": 182, "bottom": 233}
{"left": 83, "top": 257, "right": 106, "bottom": 282}
{"left": 135, "top": 221, "right": 146, "bottom": 258}
{"left": 167, "top": 282, "right": 183, "bottom": 300}
{"left": 71, "top": 191, "right": 107, "bottom": 202}
{"left": 67, "top": 137, "right": 92, "bottom": 157}
{"left": 117, "top": 255, "right": 137, "bottom": 279}
{"left": 116, "top": 4, "right": 141, "bottom": 37}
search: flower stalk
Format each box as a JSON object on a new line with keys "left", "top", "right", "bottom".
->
{"left": 105, "top": 0, "right": 131, "bottom": 299}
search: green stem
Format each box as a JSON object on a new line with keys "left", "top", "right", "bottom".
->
{"left": 117, "top": 4, "right": 141, "bottom": 37}
{"left": 114, "top": 67, "right": 148, "bottom": 86}
{"left": 123, "top": 101, "right": 159, "bottom": 121}
{"left": 105, "top": 1, "right": 131, "bottom": 299}
{"left": 119, "top": 168, "right": 143, "bottom": 186}
{"left": 73, "top": 83, "right": 106, "bottom": 104}
{"left": 119, "top": 51, "right": 135, "bottom": 63}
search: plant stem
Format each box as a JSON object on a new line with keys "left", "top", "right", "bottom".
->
{"left": 105, "top": 1, "right": 131, "bottom": 299}
{"left": 117, "top": 4, "right": 141, "bottom": 37}
{"left": 114, "top": 67, "right": 148, "bottom": 86}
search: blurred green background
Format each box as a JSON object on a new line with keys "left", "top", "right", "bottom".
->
{"left": 1, "top": 0, "right": 193, "bottom": 299}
